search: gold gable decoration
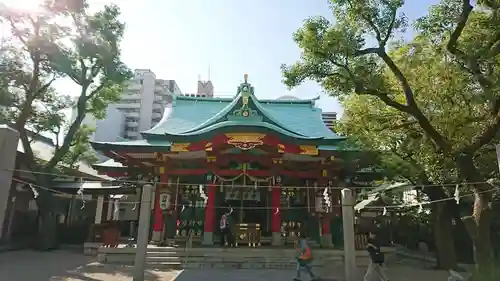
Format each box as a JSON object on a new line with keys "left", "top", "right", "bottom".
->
{"left": 225, "top": 133, "right": 265, "bottom": 150}
{"left": 171, "top": 143, "right": 190, "bottom": 152}
{"left": 299, "top": 145, "right": 319, "bottom": 156}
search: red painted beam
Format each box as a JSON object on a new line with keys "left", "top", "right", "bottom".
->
{"left": 164, "top": 168, "right": 321, "bottom": 179}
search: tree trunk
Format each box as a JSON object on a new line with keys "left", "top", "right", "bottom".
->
{"left": 450, "top": 201, "right": 474, "bottom": 263}
{"left": 456, "top": 155, "right": 496, "bottom": 281}
{"left": 432, "top": 202, "right": 456, "bottom": 269}
{"left": 423, "top": 185, "right": 458, "bottom": 269}
{"left": 34, "top": 179, "right": 58, "bottom": 251}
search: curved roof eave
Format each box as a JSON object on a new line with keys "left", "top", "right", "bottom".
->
{"left": 249, "top": 94, "right": 310, "bottom": 137}
{"left": 163, "top": 121, "right": 324, "bottom": 140}
{"left": 90, "top": 139, "right": 172, "bottom": 153}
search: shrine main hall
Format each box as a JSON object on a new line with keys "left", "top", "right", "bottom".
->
{"left": 91, "top": 74, "right": 374, "bottom": 248}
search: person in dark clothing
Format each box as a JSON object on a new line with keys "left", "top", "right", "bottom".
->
{"left": 364, "top": 231, "right": 389, "bottom": 281}
{"left": 219, "top": 210, "right": 234, "bottom": 246}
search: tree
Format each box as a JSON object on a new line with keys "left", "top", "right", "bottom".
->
{"left": 281, "top": 0, "right": 499, "bottom": 279}
{"left": 0, "top": 0, "right": 132, "bottom": 249}
{"left": 336, "top": 93, "right": 475, "bottom": 268}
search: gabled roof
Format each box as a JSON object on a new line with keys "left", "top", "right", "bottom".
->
{"left": 142, "top": 76, "right": 345, "bottom": 143}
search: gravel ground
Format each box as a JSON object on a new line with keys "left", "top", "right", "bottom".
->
{"left": 0, "top": 249, "right": 465, "bottom": 281}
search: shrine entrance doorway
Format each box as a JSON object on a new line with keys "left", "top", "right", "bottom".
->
{"left": 222, "top": 180, "right": 269, "bottom": 237}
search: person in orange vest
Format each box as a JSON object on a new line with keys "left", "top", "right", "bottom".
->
{"left": 294, "top": 232, "right": 320, "bottom": 281}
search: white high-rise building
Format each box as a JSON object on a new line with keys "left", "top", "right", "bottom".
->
{"left": 73, "top": 69, "right": 182, "bottom": 142}
{"left": 112, "top": 69, "right": 182, "bottom": 140}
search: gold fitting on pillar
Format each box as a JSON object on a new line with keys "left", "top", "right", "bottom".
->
{"left": 272, "top": 158, "right": 283, "bottom": 164}
{"left": 322, "top": 170, "right": 327, "bottom": 177}
{"left": 156, "top": 152, "right": 163, "bottom": 162}
{"left": 206, "top": 156, "right": 216, "bottom": 163}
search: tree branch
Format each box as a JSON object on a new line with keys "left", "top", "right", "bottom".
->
{"left": 362, "top": 88, "right": 410, "bottom": 113}
{"left": 44, "top": 87, "right": 89, "bottom": 170}
{"left": 446, "top": 1, "right": 498, "bottom": 116}
{"left": 345, "top": 0, "right": 382, "bottom": 43}
{"left": 355, "top": 47, "right": 381, "bottom": 56}
{"left": 377, "top": 51, "right": 451, "bottom": 152}
{"left": 378, "top": 51, "right": 416, "bottom": 108}
{"left": 461, "top": 113, "right": 500, "bottom": 154}
{"left": 87, "top": 83, "right": 105, "bottom": 99}
{"left": 381, "top": 0, "right": 397, "bottom": 46}
{"left": 376, "top": 120, "right": 418, "bottom": 132}
{"left": 446, "top": 0, "right": 473, "bottom": 59}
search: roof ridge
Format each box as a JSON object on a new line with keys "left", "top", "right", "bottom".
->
{"left": 165, "top": 76, "right": 312, "bottom": 138}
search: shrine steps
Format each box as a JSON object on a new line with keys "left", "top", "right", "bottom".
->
{"left": 95, "top": 246, "right": 396, "bottom": 270}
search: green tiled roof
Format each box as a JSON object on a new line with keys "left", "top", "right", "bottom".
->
{"left": 142, "top": 85, "right": 344, "bottom": 143}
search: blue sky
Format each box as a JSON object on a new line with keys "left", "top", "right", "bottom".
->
{"left": 6, "top": 0, "right": 441, "bottom": 116}
{"left": 108, "top": 0, "right": 440, "bottom": 116}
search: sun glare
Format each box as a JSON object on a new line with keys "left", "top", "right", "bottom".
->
{"left": 1, "top": 0, "right": 44, "bottom": 11}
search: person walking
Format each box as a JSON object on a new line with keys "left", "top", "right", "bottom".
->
{"left": 364, "top": 231, "right": 389, "bottom": 281}
{"left": 219, "top": 211, "right": 231, "bottom": 246}
{"left": 293, "top": 233, "right": 320, "bottom": 281}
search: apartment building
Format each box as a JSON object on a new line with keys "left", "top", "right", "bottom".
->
{"left": 322, "top": 112, "right": 337, "bottom": 131}
{"left": 113, "top": 69, "right": 182, "bottom": 140}
{"left": 73, "top": 69, "right": 182, "bottom": 143}
{"left": 181, "top": 80, "right": 214, "bottom": 98}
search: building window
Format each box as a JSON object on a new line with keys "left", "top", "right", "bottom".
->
{"left": 139, "top": 79, "right": 143, "bottom": 85}
{"left": 125, "top": 117, "right": 139, "bottom": 123}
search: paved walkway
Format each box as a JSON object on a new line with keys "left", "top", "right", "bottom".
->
{"left": 0, "top": 249, "right": 460, "bottom": 281}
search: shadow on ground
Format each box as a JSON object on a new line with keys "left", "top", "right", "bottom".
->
{"left": 0, "top": 250, "right": 177, "bottom": 281}
{"left": 171, "top": 269, "right": 341, "bottom": 281}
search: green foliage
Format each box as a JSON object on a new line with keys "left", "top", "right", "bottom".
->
{"left": 282, "top": 0, "right": 500, "bottom": 181}
{"left": 283, "top": 1, "right": 500, "bottom": 277}
{"left": 0, "top": 0, "right": 132, "bottom": 172}
{"left": 60, "top": 124, "right": 99, "bottom": 169}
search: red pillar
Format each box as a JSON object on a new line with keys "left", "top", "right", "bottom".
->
{"left": 271, "top": 181, "right": 281, "bottom": 245}
{"left": 271, "top": 187, "right": 281, "bottom": 233}
{"left": 202, "top": 177, "right": 216, "bottom": 245}
{"left": 152, "top": 171, "right": 167, "bottom": 242}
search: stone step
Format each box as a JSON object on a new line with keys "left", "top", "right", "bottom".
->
{"left": 146, "top": 260, "right": 339, "bottom": 270}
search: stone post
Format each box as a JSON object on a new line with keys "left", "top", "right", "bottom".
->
{"left": 341, "top": 188, "right": 356, "bottom": 281}
{"left": 202, "top": 175, "right": 216, "bottom": 245}
{"left": 112, "top": 199, "right": 120, "bottom": 220}
{"left": 0, "top": 126, "right": 19, "bottom": 241}
{"left": 133, "top": 184, "right": 154, "bottom": 281}
{"left": 106, "top": 196, "right": 113, "bottom": 221}
{"left": 94, "top": 195, "right": 104, "bottom": 224}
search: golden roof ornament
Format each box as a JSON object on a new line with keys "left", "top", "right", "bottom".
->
{"left": 244, "top": 73, "right": 248, "bottom": 83}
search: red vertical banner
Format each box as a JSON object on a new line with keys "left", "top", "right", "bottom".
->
{"left": 322, "top": 214, "right": 331, "bottom": 234}
{"left": 153, "top": 173, "right": 167, "bottom": 232}
{"left": 203, "top": 183, "right": 216, "bottom": 233}
{"left": 271, "top": 186, "right": 281, "bottom": 233}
